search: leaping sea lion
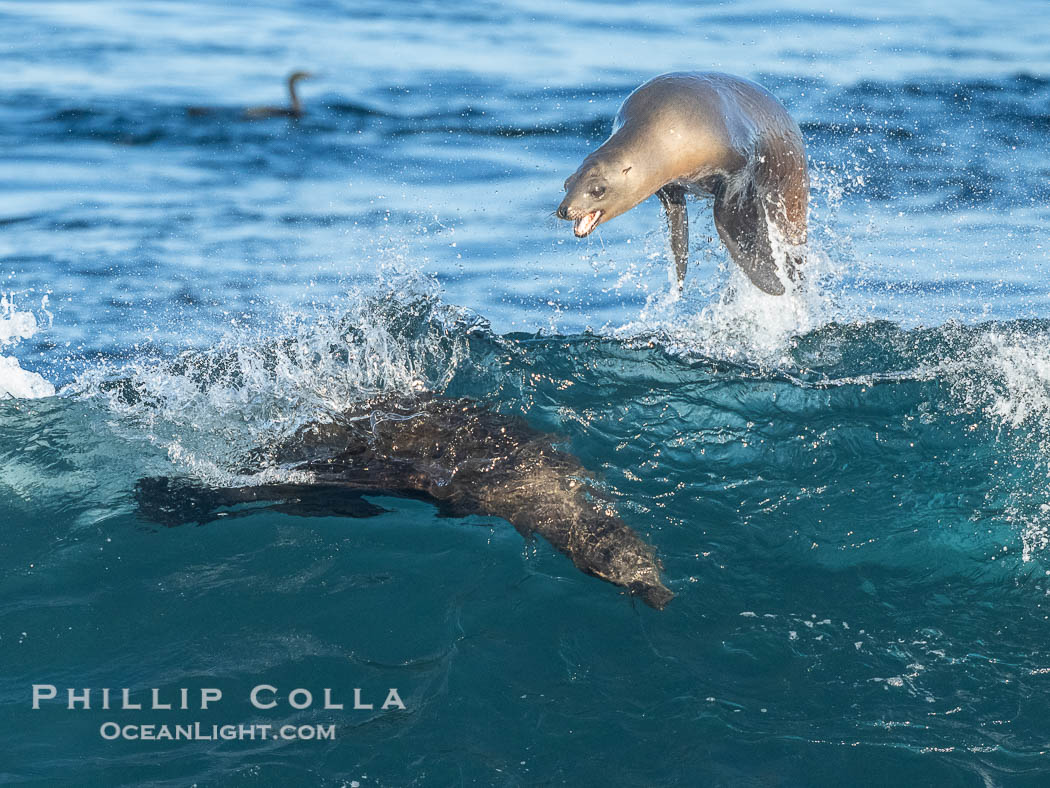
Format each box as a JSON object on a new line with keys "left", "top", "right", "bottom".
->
{"left": 557, "top": 72, "right": 809, "bottom": 294}
{"left": 135, "top": 394, "right": 673, "bottom": 609}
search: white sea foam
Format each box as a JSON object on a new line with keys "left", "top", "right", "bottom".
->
{"left": 973, "top": 330, "right": 1050, "bottom": 562}
{"left": 607, "top": 162, "right": 852, "bottom": 367}
{"left": 613, "top": 225, "right": 843, "bottom": 367}
{"left": 940, "top": 326, "right": 1050, "bottom": 562}
{"left": 0, "top": 293, "right": 55, "bottom": 399}
{"left": 72, "top": 267, "right": 482, "bottom": 487}
{"left": 977, "top": 330, "right": 1050, "bottom": 429}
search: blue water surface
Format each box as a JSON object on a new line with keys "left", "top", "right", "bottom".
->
{"left": 2, "top": 1, "right": 1050, "bottom": 785}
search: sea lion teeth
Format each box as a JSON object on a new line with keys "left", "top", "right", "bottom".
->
{"left": 573, "top": 210, "right": 602, "bottom": 237}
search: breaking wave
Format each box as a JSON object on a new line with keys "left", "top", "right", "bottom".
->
{"left": 42, "top": 262, "right": 1049, "bottom": 574}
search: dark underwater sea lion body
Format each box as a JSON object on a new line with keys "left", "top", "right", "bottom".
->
{"left": 557, "top": 72, "right": 809, "bottom": 294}
{"left": 136, "top": 396, "right": 673, "bottom": 609}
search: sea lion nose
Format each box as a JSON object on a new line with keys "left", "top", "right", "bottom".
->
{"left": 556, "top": 204, "right": 569, "bottom": 220}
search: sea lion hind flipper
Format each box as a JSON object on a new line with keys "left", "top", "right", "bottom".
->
{"left": 134, "top": 476, "right": 248, "bottom": 526}
{"left": 656, "top": 184, "right": 689, "bottom": 286}
{"left": 265, "top": 486, "right": 392, "bottom": 519}
{"left": 134, "top": 476, "right": 389, "bottom": 526}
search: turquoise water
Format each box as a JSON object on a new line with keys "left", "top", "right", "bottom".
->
{"left": 3, "top": 1, "right": 1050, "bottom": 785}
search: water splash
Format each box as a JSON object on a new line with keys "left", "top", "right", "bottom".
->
{"left": 601, "top": 157, "right": 851, "bottom": 367}
{"left": 613, "top": 228, "right": 842, "bottom": 368}
{"left": 70, "top": 272, "right": 487, "bottom": 486}
{"left": 941, "top": 325, "right": 1050, "bottom": 562}
{"left": 0, "top": 293, "right": 56, "bottom": 399}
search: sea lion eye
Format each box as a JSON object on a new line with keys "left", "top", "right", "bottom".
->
{"left": 590, "top": 186, "right": 606, "bottom": 199}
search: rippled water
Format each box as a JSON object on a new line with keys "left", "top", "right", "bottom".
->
{"left": 3, "top": 1, "right": 1050, "bottom": 785}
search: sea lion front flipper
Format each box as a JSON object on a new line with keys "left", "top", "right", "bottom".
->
{"left": 656, "top": 184, "right": 689, "bottom": 287}
{"left": 711, "top": 178, "right": 785, "bottom": 296}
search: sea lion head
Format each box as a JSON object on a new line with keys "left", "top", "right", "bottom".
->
{"left": 571, "top": 513, "right": 674, "bottom": 610}
{"left": 617, "top": 554, "right": 674, "bottom": 610}
{"left": 557, "top": 152, "right": 639, "bottom": 238}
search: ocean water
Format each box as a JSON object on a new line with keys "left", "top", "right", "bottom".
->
{"left": 3, "top": 0, "right": 1050, "bottom": 784}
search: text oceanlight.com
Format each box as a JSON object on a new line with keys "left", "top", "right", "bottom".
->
{"left": 100, "top": 722, "right": 336, "bottom": 741}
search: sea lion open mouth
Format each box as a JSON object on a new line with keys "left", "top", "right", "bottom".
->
{"left": 573, "top": 210, "right": 602, "bottom": 237}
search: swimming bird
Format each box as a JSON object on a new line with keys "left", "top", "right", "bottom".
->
{"left": 135, "top": 394, "right": 673, "bottom": 609}
{"left": 242, "top": 70, "right": 313, "bottom": 120}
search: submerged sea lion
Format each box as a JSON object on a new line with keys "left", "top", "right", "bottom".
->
{"left": 242, "top": 70, "right": 313, "bottom": 120}
{"left": 557, "top": 72, "right": 809, "bottom": 294}
{"left": 135, "top": 395, "right": 673, "bottom": 609}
